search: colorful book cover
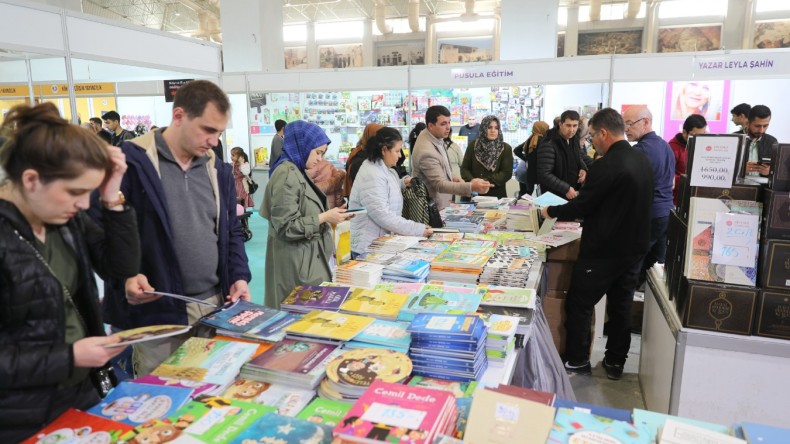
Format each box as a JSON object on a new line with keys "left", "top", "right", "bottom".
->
{"left": 296, "top": 398, "right": 353, "bottom": 427}
{"left": 407, "top": 375, "right": 477, "bottom": 398}
{"left": 742, "top": 422, "right": 790, "bottom": 444}
{"left": 222, "top": 380, "right": 316, "bottom": 417}
{"left": 111, "top": 324, "right": 192, "bottom": 347}
{"left": 284, "top": 309, "right": 374, "bottom": 341}
{"left": 87, "top": 381, "right": 193, "bottom": 426}
{"left": 22, "top": 408, "right": 133, "bottom": 444}
{"left": 339, "top": 288, "right": 409, "bottom": 319}
{"left": 199, "top": 300, "right": 285, "bottom": 334}
{"left": 325, "top": 348, "right": 412, "bottom": 387}
{"left": 352, "top": 319, "right": 412, "bottom": 350}
{"left": 400, "top": 286, "right": 484, "bottom": 320}
{"left": 230, "top": 412, "right": 334, "bottom": 444}
{"left": 552, "top": 398, "right": 632, "bottom": 423}
{"left": 661, "top": 419, "right": 744, "bottom": 444}
{"left": 132, "top": 375, "right": 217, "bottom": 398}
{"left": 431, "top": 251, "right": 491, "bottom": 269}
{"left": 242, "top": 312, "right": 299, "bottom": 342}
{"left": 481, "top": 314, "right": 520, "bottom": 339}
{"left": 480, "top": 286, "right": 536, "bottom": 309}
{"left": 548, "top": 408, "right": 651, "bottom": 443}
{"left": 212, "top": 334, "right": 274, "bottom": 359}
{"left": 151, "top": 338, "right": 258, "bottom": 386}
{"left": 465, "top": 389, "right": 555, "bottom": 444}
{"left": 281, "top": 285, "right": 351, "bottom": 311}
{"left": 246, "top": 338, "right": 339, "bottom": 375}
{"left": 408, "top": 314, "right": 485, "bottom": 341}
{"left": 171, "top": 396, "right": 276, "bottom": 443}
{"left": 632, "top": 409, "right": 730, "bottom": 443}
{"left": 454, "top": 397, "right": 473, "bottom": 439}
{"left": 333, "top": 380, "right": 455, "bottom": 444}
{"left": 374, "top": 282, "right": 426, "bottom": 295}
{"left": 487, "top": 385, "right": 554, "bottom": 406}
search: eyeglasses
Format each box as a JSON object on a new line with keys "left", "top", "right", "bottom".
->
{"left": 589, "top": 129, "right": 601, "bottom": 138}
{"left": 625, "top": 118, "right": 645, "bottom": 127}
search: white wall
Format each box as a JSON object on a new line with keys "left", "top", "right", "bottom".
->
{"left": 730, "top": 79, "right": 790, "bottom": 142}
{"left": 225, "top": 93, "right": 250, "bottom": 155}
{"left": 500, "top": 0, "right": 558, "bottom": 60}
{"left": 544, "top": 83, "right": 606, "bottom": 123}
{"left": 610, "top": 81, "right": 667, "bottom": 137}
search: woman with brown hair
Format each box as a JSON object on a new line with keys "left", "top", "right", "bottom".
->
{"left": 514, "top": 120, "right": 549, "bottom": 196}
{"left": 344, "top": 123, "right": 384, "bottom": 197}
{"left": 230, "top": 146, "right": 254, "bottom": 208}
{"left": 0, "top": 103, "right": 140, "bottom": 441}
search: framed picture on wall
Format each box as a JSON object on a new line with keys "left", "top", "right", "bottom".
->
{"left": 318, "top": 44, "right": 363, "bottom": 69}
{"left": 577, "top": 30, "right": 642, "bottom": 55}
{"left": 436, "top": 37, "right": 494, "bottom": 64}
{"left": 375, "top": 42, "right": 425, "bottom": 66}
{"left": 663, "top": 80, "right": 731, "bottom": 140}
{"left": 657, "top": 25, "right": 721, "bottom": 53}
{"left": 753, "top": 20, "right": 790, "bottom": 49}
{"left": 557, "top": 33, "right": 566, "bottom": 58}
{"left": 284, "top": 47, "right": 307, "bottom": 69}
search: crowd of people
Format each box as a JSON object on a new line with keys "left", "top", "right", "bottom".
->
{"left": 0, "top": 75, "right": 778, "bottom": 440}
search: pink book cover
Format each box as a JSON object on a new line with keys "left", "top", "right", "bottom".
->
{"left": 132, "top": 375, "right": 217, "bottom": 398}
{"left": 333, "top": 380, "right": 455, "bottom": 444}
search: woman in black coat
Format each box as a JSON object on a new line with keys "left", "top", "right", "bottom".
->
{"left": 0, "top": 103, "right": 140, "bottom": 441}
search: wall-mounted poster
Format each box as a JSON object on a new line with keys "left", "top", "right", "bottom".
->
{"left": 437, "top": 37, "right": 494, "bottom": 64}
{"left": 376, "top": 42, "right": 425, "bottom": 66}
{"left": 578, "top": 30, "right": 642, "bottom": 55}
{"left": 319, "top": 44, "right": 363, "bottom": 69}
{"left": 663, "top": 80, "right": 731, "bottom": 140}
{"left": 753, "top": 20, "right": 790, "bottom": 49}
{"left": 284, "top": 47, "right": 307, "bottom": 69}
{"left": 658, "top": 25, "right": 721, "bottom": 53}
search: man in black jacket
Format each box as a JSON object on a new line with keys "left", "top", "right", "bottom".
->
{"left": 536, "top": 110, "right": 588, "bottom": 200}
{"left": 541, "top": 108, "right": 654, "bottom": 381}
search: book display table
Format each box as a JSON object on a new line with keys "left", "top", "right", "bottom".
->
{"left": 640, "top": 269, "right": 790, "bottom": 428}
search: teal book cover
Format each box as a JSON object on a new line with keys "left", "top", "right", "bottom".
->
{"left": 171, "top": 397, "right": 277, "bottom": 443}
{"left": 229, "top": 412, "right": 334, "bottom": 444}
{"left": 352, "top": 319, "right": 412, "bottom": 349}
{"left": 548, "top": 408, "right": 651, "bottom": 443}
{"left": 632, "top": 408, "right": 730, "bottom": 442}
{"left": 407, "top": 314, "right": 485, "bottom": 341}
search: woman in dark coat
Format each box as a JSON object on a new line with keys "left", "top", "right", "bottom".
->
{"left": 0, "top": 103, "right": 141, "bottom": 441}
{"left": 460, "top": 115, "right": 514, "bottom": 198}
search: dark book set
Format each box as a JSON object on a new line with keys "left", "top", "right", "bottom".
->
{"left": 668, "top": 136, "right": 790, "bottom": 339}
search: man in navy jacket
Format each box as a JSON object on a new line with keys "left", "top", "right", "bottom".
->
{"left": 90, "top": 80, "right": 251, "bottom": 376}
{"left": 542, "top": 108, "right": 654, "bottom": 380}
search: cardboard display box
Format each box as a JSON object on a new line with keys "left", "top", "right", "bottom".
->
{"left": 545, "top": 261, "right": 575, "bottom": 291}
{"left": 762, "top": 188, "right": 790, "bottom": 240}
{"left": 678, "top": 177, "right": 763, "bottom": 222}
{"left": 546, "top": 239, "right": 581, "bottom": 261}
{"left": 679, "top": 278, "right": 759, "bottom": 335}
{"left": 753, "top": 290, "right": 790, "bottom": 340}
{"left": 542, "top": 294, "right": 595, "bottom": 357}
{"left": 769, "top": 143, "right": 790, "bottom": 192}
{"left": 759, "top": 239, "right": 790, "bottom": 291}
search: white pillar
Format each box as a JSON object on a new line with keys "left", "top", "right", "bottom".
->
{"left": 724, "top": 0, "right": 754, "bottom": 50}
{"left": 221, "top": 0, "right": 284, "bottom": 72}
{"left": 500, "top": 0, "right": 559, "bottom": 60}
{"left": 565, "top": 5, "right": 579, "bottom": 57}
{"left": 363, "top": 19, "right": 374, "bottom": 67}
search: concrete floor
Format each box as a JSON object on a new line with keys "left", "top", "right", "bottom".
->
{"left": 568, "top": 332, "right": 646, "bottom": 411}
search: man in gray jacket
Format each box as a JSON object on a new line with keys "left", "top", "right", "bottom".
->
{"left": 411, "top": 106, "right": 491, "bottom": 210}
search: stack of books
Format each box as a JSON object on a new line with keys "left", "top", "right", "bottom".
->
{"left": 161, "top": 396, "right": 276, "bottom": 443}
{"left": 151, "top": 337, "right": 258, "bottom": 388}
{"left": 443, "top": 213, "right": 484, "bottom": 232}
{"left": 480, "top": 313, "right": 520, "bottom": 367}
{"left": 367, "top": 234, "right": 424, "bottom": 253}
{"left": 284, "top": 310, "right": 374, "bottom": 343}
{"left": 506, "top": 201, "right": 540, "bottom": 232}
{"left": 429, "top": 239, "right": 495, "bottom": 284}
{"left": 407, "top": 313, "right": 488, "bottom": 382}
{"left": 222, "top": 379, "right": 316, "bottom": 416}
{"left": 464, "top": 388, "right": 556, "bottom": 443}
{"left": 382, "top": 257, "right": 431, "bottom": 282}
{"left": 338, "top": 288, "right": 409, "bottom": 321}
{"left": 343, "top": 319, "right": 412, "bottom": 353}
{"left": 87, "top": 381, "right": 193, "bottom": 426}
{"left": 333, "top": 380, "right": 457, "bottom": 443}
{"left": 239, "top": 338, "right": 343, "bottom": 389}
{"left": 478, "top": 285, "right": 536, "bottom": 339}
{"left": 199, "top": 300, "right": 298, "bottom": 343}
{"left": 281, "top": 285, "right": 351, "bottom": 313}
{"left": 478, "top": 245, "right": 537, "bottom": 287}
{"left": 398, "top": 284, "right": 484, "bottom": 322}
{"left": 334, "top": 260, "right": 384, "bottom": 287}
{"left": 320, "top": 348, "right": 412, "bottom": 401}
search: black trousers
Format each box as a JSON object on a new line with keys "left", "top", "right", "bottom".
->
{"left": 564, "top": 255, "right": 643, "bottom": 366}
{"left": 640, "top": 215, "right": 669, "bottom": 276}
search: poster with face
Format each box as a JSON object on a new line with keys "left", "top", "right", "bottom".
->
{"left": 663, "top": 80, "right": 730, "bottom": 140}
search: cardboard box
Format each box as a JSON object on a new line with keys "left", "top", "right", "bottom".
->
{"left": 545, "top": 261, "right": 575, "bottom": 291}
{"left": 769, "top": 143, "right": 790, "bottom": 192}
{"left": 543, "top": 294, "right": 595, "bottom": 357}
{"left": 762, "top": 188, "right": 790, "bottom": 240}
{"left": 680, "top": 278, "right": 758, "bottom": 335}
{"left": 759, "top": 239, "right": 790, "bottom": 291}
{"left": 545, "top": 290, "right": 568, "bottom": 300}
{"left": 679, "top": 179, "right": 763, "bottom": 222}
{"left": 546, "top": 239, "right": 581, "bottom": 261}
{"left": 753, "top": 290, "right": 790, "bottom": 340}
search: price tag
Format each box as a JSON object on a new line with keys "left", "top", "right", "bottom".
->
{"left": 361, "top": 402, "right": 427, "bottom": 430}
{"left": 689, "top": 136, "right": 739, "bottom": 188}
{"left": 711, "top": 212, "right": 759, "bottom": 267}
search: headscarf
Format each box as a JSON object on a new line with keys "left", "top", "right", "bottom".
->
{"left": 474, "top": 115, "right": 505, "bottom": 172}
{"left": 528, "top": 121, "right": 550, "bottom": 152}
{"left": 270, "top": 120, "right": 331, "bottom": 176}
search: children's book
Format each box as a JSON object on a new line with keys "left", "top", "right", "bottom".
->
{"left": 348, "top": 319, "right": 411, "bottom": 349}
{"left": 486, "top": 384, "right": 554, "bottom": 406}
{"left": 131, "top": 375, "right": 217, "bottom": 398}
{"left": 408, "top": 313, "right": 486, "bottom": 342}
{"left": 22, "top": 408, "right": 133, "bottom": 444}
{"left": 284, "top": 309, "right": 374, "bottom": 342}
{"left": 295, "top": 397, "right": 353, "bottom": 427}
{"left": 170, "top": 396, "right": 276, "bottom": 443}
{"left": 333, "top": 380, "right": 456, "bottom": 444}
{"left": 454, "top": 397, "right": 473, "bottom": 439}
{"left": 549, "top": 407, "right": 651, "bottom": 443}
{"left": 212, "top": 334, "right": 274, "bottom": 359}
{"left": 339, "top": 288, "right": 409, "bottom": 320}
{"left": 325, "top": 348, "right": 413, "bottom": 387}
{"left": 87, "top": 381, "right": 193, "bottom": 426}
{"left": 407, "top": 375, "right": 477, "bottom": 398}
{"left": 552, "top": 398, "right": 632, "bottom": 423}
{"left": 220, "top": 379, "right": 316, "bottom": 417}
{"left": 741, "top": 422, "right": 790, "bottom": 444}
{"left": 660, "top": 419, "right": 744, "bottom": 444}
{"left": 464, "top": 388, "right": 555, "bottom": 444}
{"left": 151, "top": 337, "right": 258, "bottom": 386}
{"left": 199, "top": 300, "right": 283, "bottom": 334}
{"left": 108, "top": 324, "right": 192, "bottom": 347}
{"left": 632, "top": 409, "right": 730, "bottom": 443}
{"left": 230, "top": 412, "right": 334, "bottom": 444}
{"left": 245, "top": 338, "right": 340, "bottom": 376}
{"left": 399, "top": 285, "right": 484, "bottom": 321}
{"left": 479, "top": 286, "right": 536, "bottom": 309}
{"left": 481, "top": 314, "right": 520, "bottom": 340}
{"left": 281, "top": 285, "right": 352, "bottom": 312}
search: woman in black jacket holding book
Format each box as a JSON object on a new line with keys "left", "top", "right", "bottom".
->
{"left": 0, "top": 103, "right": 140, "bottom": 441}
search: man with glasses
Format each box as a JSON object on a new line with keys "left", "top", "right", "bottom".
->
{"left": 537, "top": 110, "right": 588, "bottom": 200}
{"left": 541, "top": 108, "right": 653, "bottom": 380}
{"left": 623, "top": 105, "right": 674, "bottom": 289}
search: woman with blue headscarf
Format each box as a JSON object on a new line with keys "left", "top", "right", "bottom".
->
{"left": 261, "top": 121, "right": 353, "bottom": 308}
